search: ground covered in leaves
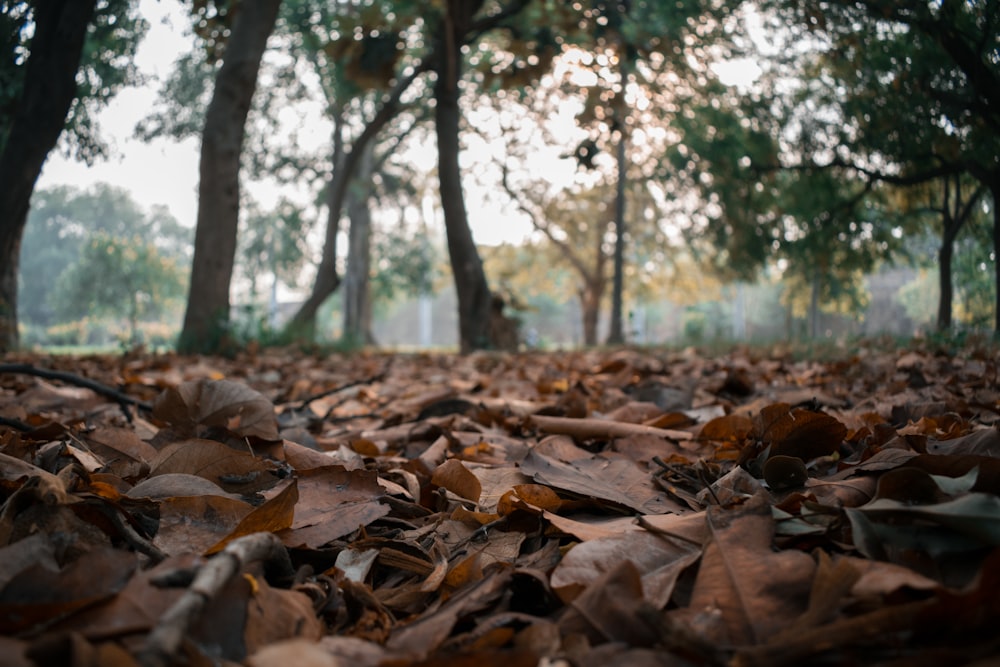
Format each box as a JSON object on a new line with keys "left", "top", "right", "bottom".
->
{"left": 1, "top": 341, "right": 999, "bottom": 666}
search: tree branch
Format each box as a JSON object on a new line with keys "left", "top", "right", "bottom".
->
{"left": 0, "top": 364, "right": 152, "bottom": 414}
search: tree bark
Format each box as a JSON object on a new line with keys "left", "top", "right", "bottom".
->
{"left": 991, "top": 174, "right": 1000, "bottom": 337}
{"left": 435, "top": 0, "right": 493, "bottom": 353}
{"left": 606, "top": 122, "right": 628, "bottom": 345}
{"left": 0, "top": 0, "right": 98, "bottom": 352}
{"left": 286, "top": 67, "right": 426, "bottom": 341}
{"left": 936, "top": 175, "right": 984, "bottom": 331}
{"left": 936, "top": 239, "right": 955, "bottom": 332}
{"left": 809, "top": 268, "right": 821, "bottom": 340}
{"left": 580, "top": 281, "right": 603, "bottom": 347}
{"left": 342, "top": 143, "right": 376, "bottom": 346}
{"left": 177, "top": 0, "right": 281, "bottom": 353}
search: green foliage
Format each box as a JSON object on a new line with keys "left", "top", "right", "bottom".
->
{"left": 134, "top": 48, "right": 216, "bottom": 142}
{"left": 897, "top": 269, "right": 938, "bottom": 328}
{"left": 20, "top": 184, "right": 191, "bottom": 338}
{"left": 237, "top": 196, "right": 313, "bottom": 299}
{"left": 370, "top": 225, "right": 440, "bottom": 303}
{"left": 0, "top": 0, "right": 148, "bottom": 162}
{"left": 952, "top": 232, "right": 997, "bottom": 329}
{"left": 51, "top": 232, "right": 186, "bottom": 343}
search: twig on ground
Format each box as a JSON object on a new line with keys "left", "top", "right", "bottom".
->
{"left": 528, "top": 414, "right": 693, "bottom": 441}
{"left": 138, "top": 532, "right": 295, "bottom": 667}
{"left": 0, "top": 363, "right": 153, "bottom": 415}
{"left": 289, "top": 372, "right": 387, "bottom": 412}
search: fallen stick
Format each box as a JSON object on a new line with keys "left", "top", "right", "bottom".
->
{"left": 527, "top": 414, "right": 693, "bottom": 441}
{"left": 0, "top": 363, "right": 153, "bottom": 414}
{"left": 138, "top": 532, "right": 295, "bottom": 667}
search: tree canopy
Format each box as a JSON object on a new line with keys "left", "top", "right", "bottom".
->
{"left": 4, "top": 0, "right": 998, "bottom": 351}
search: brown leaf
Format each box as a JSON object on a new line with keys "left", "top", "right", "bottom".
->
{"left": 154, "top": 494, "right": 254, "bottom": 556}
{"left": 386, "top": 569, "right": 513, "bottom": 658}
{"left": 699, "top": 413, "right": 754, "bottom": 442}
{"left": 0, "top": 533, "right": 57, "bottom": 591}
{"left": 148, "top": 438, "right": 280, "bottom": 495}
{"left": 558, "top": 560, "right": 659, "bottom": 646}
{"left": 243, "top": 576, "right": 324, "bottom": 654}
{"left": 279, "top": 467, "right": 388, "bottom": 549}
{"left": 206, "top": 481, "right": 298, "bottom": 554}
{"left": 126, "top": 472, "right": 246, "bottom": 500}
{"left": 0, "top": 546, "right": 137, "bottom": 634}
{"left": 431, "top": 459, "right": 482, "bottom": 502}
{"left": 689, "top": 493, "right": 816, "bottom": 645}
{"left": 754, "top": 403, "right": 847, "bottom": 461}
{"left": 45, "top": 554, "right": 197, "bottom": 639}
{"left": 246, "top": 639, "right": 341, "bottom": 667}
{"left": 926, "top": 427, "right": 1000, "bottom": 457}
{"left": 153, "top": 379, "right": 280, "bottom": 441}
{"left": 520, "top": 440, "right": 687, "bottom": 514}
{"left": 84, "top": 427, "right": 156, "bottom": 479}
{"left": 551, "top": 512, "right": 705, "bottom": 607}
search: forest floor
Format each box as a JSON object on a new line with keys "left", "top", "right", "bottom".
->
{"left": 1, "top": 339, "right": 999, "bottom": 666}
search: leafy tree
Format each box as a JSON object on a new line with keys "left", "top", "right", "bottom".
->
{"left": 236, "top": 195, "right": 311, "bottom": 313}
{"left": 276, "top": 0, "right": 446, "bottom": 342}
{"left": 20, "top": 183, "right": 190, "bottom": 330}
{"left": 501, "top": 169, "right": 614, "bottom": 347}
{"left": 333, "top": 100, "right": 427, "bottom": 347}
{"left": 763, "top": 0, "right": 1000, "bottom": 332}
{"left": 52, "top": 233, "right": 186, "bottom": 344}
{"left": 0, "top": 0, "right": 146, "bottom": 351}
{"left": 952, "top": 208, "right": 997, "bottom": 328}
{"left": 911, "top": 174, "right": 988, "bottom": 330}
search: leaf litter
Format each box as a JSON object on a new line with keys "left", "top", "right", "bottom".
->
{"left": 0, "top": 342, "right": 999, "bottom": 665}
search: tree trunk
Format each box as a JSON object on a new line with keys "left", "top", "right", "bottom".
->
{"left": 580, "top": 282, "right": 603, "bottom": 347}
{"left": 937, "top": 226, "right": 957, "bottom": 332}
{"left": 435, "top": 0, "right": 492, "bottom": 353}
{"left": 287, "top": 106, "right": 345, "bottom": 342}
{"left": 606, "top": 123, "right": 628, "bottom": 345}
{"left": 0, "top": 0, "right": 98, "bottom": 352}
{"left": 936, "top": 175, "right": 985, "bottom": 332}
{"left": 177, "top": 0, "right": 281, "bottom": 353}
{"left": 342, "top": 143, "right": 376, "bottom": 346}
{"left": 992, "top": 175, "right": 1000, "bottom": 337}
{"left": 809, "top": 268, "right": 820, "bottom": 339}
{"left": 286, "top": 68, "right": 425, "bottom": 342}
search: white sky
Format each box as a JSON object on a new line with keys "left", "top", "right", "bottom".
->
{"left": 37, "top": 0, "right": 535, "bottom": 247}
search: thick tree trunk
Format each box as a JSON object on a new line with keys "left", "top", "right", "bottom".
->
{"left": 435, "top": 1, "right": 492, "bottom": 353}
{"left": 342, "top": 143, "right": 376, "bottom": 346}
{"left": 0, "top": 0, "right": 98, "bottom": 352}
{"left": 177, "top": 0, "right": 281, "bottom": 353}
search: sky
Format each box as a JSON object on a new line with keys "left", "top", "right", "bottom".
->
{"left": 36, "top": 0, "right": 535, "bottom": 247}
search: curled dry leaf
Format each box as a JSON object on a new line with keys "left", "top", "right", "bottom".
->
{"left": 431, "top": 459, "right": 482, "bottom": 503}
{"left": 753, "top": 403, "right": 848, "bottom": 462}
{"left": 153, "top": 379, "right": 281, "bottom": 441}
{"left": 148, "top": 438, "right": 281, "bottom": 495}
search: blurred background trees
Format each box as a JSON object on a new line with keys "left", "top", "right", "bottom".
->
{"left": 4, "top": 0, "right": 997, "bottom": 352}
